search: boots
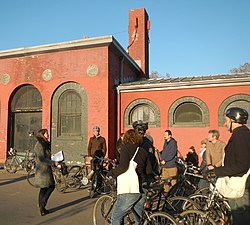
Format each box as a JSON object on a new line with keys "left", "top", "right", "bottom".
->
{"left": 39, "top": 203, "right": 50, "bottom": 216}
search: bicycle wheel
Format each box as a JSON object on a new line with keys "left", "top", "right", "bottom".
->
{"left": 27, "top": 168, "right": 36, "bottom": 187}
{"left": 194, "top": 186, "right": 210, "bottom": 195}
{"left": 143, "top": 211, "right": 178, "bottom": 225}
{"left": 4, "top": 157, "right": 19, "bottom": 173}
{"left": 25, "top": 159, "right": 36, "bottom": 172}
{"left": 163, "top": 196, "right": 200, "bottom": 216}
{"left": 53, "top": 169, "right": 67, "bottom": 193}
{"left": 179, "top": 209, "right": 216, "bottom": 225}
{"left": 89, "top": 173, "right": 98, "bottom": 198}
{"left": 189, "top": 193, "right": 232, "bottom": 224}
{"left": 96, "top": 173, "right": 112, "bottom": 195}
{"left": 93, "top": 194, "right": 114, "bottom": 225}
{"left": 67, "top": 165, "right": 84, "bottom": 189}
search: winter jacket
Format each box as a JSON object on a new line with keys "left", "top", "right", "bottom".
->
{"left": 34, "top": 138, "right": 55, "bottom": 188}
{"left": 107, "top": 143, "right": 153, "bottom": 193}
{"left": 161, "top": 138, "right": 178, "bottom": 168}
{"left": 214, "top": 125, "right": 250, "bottom": 189}
{"left": 88, "top": 135, "right": 107, "bottom": 157}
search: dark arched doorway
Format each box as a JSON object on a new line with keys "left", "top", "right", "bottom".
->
{"left": 9, "top": 85, "right": 42, "bottom": 152}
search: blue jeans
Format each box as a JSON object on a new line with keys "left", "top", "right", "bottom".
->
{"left": 111, "top": 193, "right": 142, "bottom": 225}
{"left": 228, "top": 188, "right": 250, "bottom": 225}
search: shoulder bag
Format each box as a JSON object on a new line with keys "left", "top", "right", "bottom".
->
{"left": 216, "top": 168, "right": 250, "bottom": 198}
{"left": 117, "top": 147, "right": 140, "bottom": 195}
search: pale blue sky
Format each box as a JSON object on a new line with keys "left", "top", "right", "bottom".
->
{"left": 1, "top": 0, "right": 250, "bottom": 77}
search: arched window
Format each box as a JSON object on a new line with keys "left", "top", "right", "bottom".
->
{"left": 218, "top": 94, "right": 250, "bottom": 126}
{"left": 124, "top": 99, "right": 160, "bottom": 128}
{"left": 51, "top": 82, "right": 88, "bottom": 162}
{"left": 174, "top": 102, "right": 202, "bottom": 123}
{"left": 130, "top": 104, "right": 155, "bottom": 125}
{"left": 12, "top": 85, "right": 42, "bottom": 111}
{"left": 169, "top": 96, "right": 209, "bottom": 127}
{"left": 58, "top": 90, "right": 82, "bottom": 136}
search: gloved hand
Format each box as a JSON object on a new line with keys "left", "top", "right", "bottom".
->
{"left": 205, "top": 169, "right": 216, "bottom": 178}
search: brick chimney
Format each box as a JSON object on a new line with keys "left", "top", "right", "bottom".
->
{"left": 128, "top": 8, "right": 150, "bottom": 78}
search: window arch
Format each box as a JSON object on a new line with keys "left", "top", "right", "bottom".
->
{"left": 11, "top": 85, "right": 42, "bottom": 111}
{"left": 169, "top": 97, "right": 209, "bottom": 127}
{"left": 51, "top": 82, "right": 88, "bottom": 163}
{"left": 124, "top": 99, "right": 160, "bottom": 128}
{"left": 218, "top": 94, "right": 250, "bottom": 126}
{"left": 58, "top": 90, "right": 82, "bottom": 136}
{"left": 52, "top": 82, "right": 88, "bottom": 138}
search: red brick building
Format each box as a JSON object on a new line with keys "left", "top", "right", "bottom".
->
{"left": 118, "top": 74, "right": 250, "bottom": 154}
{"left": 0, "top": 8, "right": 249, "bottom": 164}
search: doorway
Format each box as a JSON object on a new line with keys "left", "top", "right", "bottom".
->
{"left": 9, "top": 85, "right": 42, "bottom": 152}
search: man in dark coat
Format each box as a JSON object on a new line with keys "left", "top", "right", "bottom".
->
{"left": 209, "top": 107, "right": 250, "bottom": 224}
{"left": 161, "top": 129, "right": 178, "bottom": 192}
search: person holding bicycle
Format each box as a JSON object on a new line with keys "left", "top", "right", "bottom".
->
{"left": 107, "top": 129, "right": 153, "bottom": 225}
{"left": 208, "top": 107, "right": 250, "bottom": 224}
{"left": 87, "top": 126, "right": 107, "bottom": 179}
{"left": 88, "top": 126, "right": 107, "bottom": 157}
{"left": 34, "top": 129, "right": 58, "bottom": 216}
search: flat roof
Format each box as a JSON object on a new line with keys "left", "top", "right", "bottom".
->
{"left": 0, "top": 35, "right": 141, "bottom": 72}
{"left": 117, "top": 73, "right": 250, "bottom": 92}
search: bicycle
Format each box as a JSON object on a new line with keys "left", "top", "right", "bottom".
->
{"left": 187, "top": 175, "right": 232, "bottom": 225}
{"left": 62, "top": 154, "right": 93, "bottom": 190}
{"left": 166, "top": 157, "right": 204, "bottom": 197}
{"left": 93, "top": 181, "right": 178, "bottom": 225}
{"left": 5, "top": 148, "right": 35, "bottom": 173}
{"left": 27, "top": 161, "right": 70, "bottom": 193}
{"left": 89, "top": 156, "right": 115, "bottom": 198}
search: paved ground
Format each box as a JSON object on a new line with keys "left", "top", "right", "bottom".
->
{"left": 0, "top": 169, "right": 97, "bottom": 225}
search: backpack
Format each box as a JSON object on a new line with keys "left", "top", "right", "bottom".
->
{"left": 142, "top": 137, "right": 161, "bottom": 176}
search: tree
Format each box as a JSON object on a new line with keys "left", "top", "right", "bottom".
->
{"left": 230, "top": 63, "right": 250, "bottom": 73}
{"left": 149, "top": 71, "right": 171, "bottom": 78}
{"left": 149, "top": 70, "right": 160, "bottom": 78}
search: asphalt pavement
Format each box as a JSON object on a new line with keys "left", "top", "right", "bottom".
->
{"left": 0, "top": 169, "right": 97, "bottom": 225}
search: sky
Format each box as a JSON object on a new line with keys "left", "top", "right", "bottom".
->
{"left": 0, "top": 0, "right": 250, "bottom": 77}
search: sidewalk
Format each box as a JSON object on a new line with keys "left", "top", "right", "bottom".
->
{"left": 0, "top": 172, "right": 96, "bottom": 225}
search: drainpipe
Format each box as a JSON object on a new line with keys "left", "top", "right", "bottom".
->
{"left": 117, "top": 56, "right": 124, "bottom": 137}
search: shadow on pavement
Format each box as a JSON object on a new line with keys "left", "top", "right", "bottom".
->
{"left": 0, "top": 174, "right": 27, "bottom": 186}
{"left": 35, "top": 195, "right": 95, "bottom": 225}
{"left": 50, "top": 195, "right": 90, "bottom": 213}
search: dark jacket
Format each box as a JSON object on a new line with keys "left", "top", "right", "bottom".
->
{"left": 185, "top": 152, "right": 199, "bottom": 167}
{"left": 199, "top": 149, "right": 207, "bottom": 172}
{"left": 107, "top": 143, "right": 153, "bottom": 192}
{"left": 34, "top": 138, "right": 55, "bottom": 188}
{"left": 141, "top": 136, "right": 160, "bottom": 176}
{"left": 214, "top": 125, "right": 250, "bottom": 188}
{"left": 88, "top": 135, "right": 107, "bottom": 157}
{"left": 115, "top": 138, "right": 123, "bottom": 163}
{"left": 161, "top": 138, "right": 178, "bottom": 168}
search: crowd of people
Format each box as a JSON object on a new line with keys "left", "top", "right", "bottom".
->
{"left": 32, "top": 107, "right": 250, "bottom": 224}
